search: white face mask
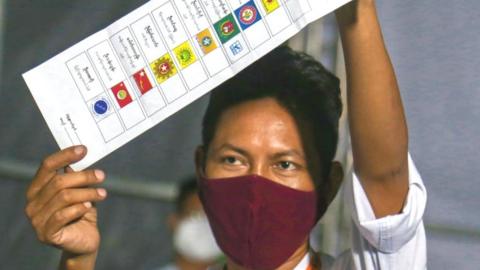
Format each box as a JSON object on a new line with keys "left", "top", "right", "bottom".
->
{"left": 173, "top": 212, "right": 222, "bottom": 262}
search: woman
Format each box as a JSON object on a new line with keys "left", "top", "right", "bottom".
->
{"left": 24, "top": 1, "right": 426, "bottom": 269}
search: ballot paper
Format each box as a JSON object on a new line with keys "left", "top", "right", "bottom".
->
{"left": 23, "top": 0, "right": 351, "bottom": 170}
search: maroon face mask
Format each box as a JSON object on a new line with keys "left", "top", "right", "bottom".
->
{"left": 198, "top": 174, "right": 318, "bottom": 270}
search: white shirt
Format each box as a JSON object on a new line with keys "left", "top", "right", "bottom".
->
{"left": 296, "top": 154, "right": 427, "bottom": 270}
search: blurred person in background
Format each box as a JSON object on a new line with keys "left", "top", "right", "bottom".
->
{"left": 155, "top": 177, "right": 222, "bottom": 270}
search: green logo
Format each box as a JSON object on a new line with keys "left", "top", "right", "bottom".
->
{"left": 179, "top": 49, "right": 192, "bottom": 63}
{"left": 214, "top": 14, "right": 240, "bottom": 44}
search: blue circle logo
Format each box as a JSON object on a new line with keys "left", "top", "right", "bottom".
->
{"left": 93, "top": 99, "right": 108, "bottom": 115}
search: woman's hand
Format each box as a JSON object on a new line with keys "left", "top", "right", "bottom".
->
{"left": 25, "top": 145, "right": 107, "bottom": 269}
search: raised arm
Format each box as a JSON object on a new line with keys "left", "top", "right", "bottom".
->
{"left": 335, "top": 0, "right": 409, "bottom": 218}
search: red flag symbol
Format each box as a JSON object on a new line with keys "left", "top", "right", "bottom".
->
{"left": 133, "top": 69, "right": 153, "bottom": 95}
{"left": 111, "top": 81, "right": 132, "bottom": 108}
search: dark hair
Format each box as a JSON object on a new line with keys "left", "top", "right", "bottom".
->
{"left": 175, "top": 177, "right": 198, "bottom": 214}
{"left": 201, "top": 46, "right": 343, "bottom": 216}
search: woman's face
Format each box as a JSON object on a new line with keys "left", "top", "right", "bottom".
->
{"left": 203, "top": 97, "right": 315, "bottom": 192}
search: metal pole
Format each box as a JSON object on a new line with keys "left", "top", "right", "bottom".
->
{"left": 0, "top": 158, "right": 177, "bottom": 201}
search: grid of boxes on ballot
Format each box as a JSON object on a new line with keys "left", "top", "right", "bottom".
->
{"left": 66, "top": 0, "right": 312, "bottom": 143}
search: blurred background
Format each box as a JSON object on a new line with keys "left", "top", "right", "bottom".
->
{"left": 1, "top": 0, "right": 479, "bottom": 269}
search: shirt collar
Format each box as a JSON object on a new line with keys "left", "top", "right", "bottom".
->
{"left": 293, "top": 252, "right": 310, "bottom": 270}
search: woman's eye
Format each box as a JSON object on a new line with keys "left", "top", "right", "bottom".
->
{"left": 277, "top": 161, "right": 296, "bottom": 170}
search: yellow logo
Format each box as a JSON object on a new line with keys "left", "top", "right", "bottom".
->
{"left": 174, "top": 41, "right": 197, "bottom": 69}
{"left": 196, "top": 28, "right": 217, "bottom": 55}
{"left": 150, "top": 53, "right": 177, "bottom": 84}
{"left": 261, "top": 0, "right": 279, "bottom": 14}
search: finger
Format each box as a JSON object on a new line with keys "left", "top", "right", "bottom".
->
{"left": 28, "top": 170, "right": 105, "bottom": 216}
{"left": 37, "top": 188, "right": 107, "bottom": 228}
{"left": 64, "top": 166, "right": 75, "bottom": 173}
{"left": 27, "top": 145, "right": 87, "bottom": 200}
{"left": 43, "top": 202, "right": 93, "bottom": 246}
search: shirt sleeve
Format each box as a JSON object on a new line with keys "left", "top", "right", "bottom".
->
{"left": 346, "top": 153, "right": 427, "bottom": 253}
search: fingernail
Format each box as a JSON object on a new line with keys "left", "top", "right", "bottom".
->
{"left": 97, "top": 188, "right": 107, "bottom": 197}
{"left": 74, "top": 146, "right": 84, "bottom": 155}
{"left": 94, "top": 170, "right": 105, "bottom": 181}
{"left": 84, "top": 201, "right": 92, "bottom": 208}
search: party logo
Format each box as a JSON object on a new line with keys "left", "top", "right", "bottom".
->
{"left": 93, "top": 98, "right": 109, "bottom": 115}
{"left": 174, "top": 41, "right": 197, "bottom": 69}
{"left": 133, "top": 69, "right": 153, "bottom": 95}
{"left": 230, "top": 40, "right": 243, "bottom": 56}
{"left": 214, "top": 14, "right": 240, "bottom": 44}
{"left": 150, "top": 53, "right": 177, "bottom": 84}
{"left": 111, "top": 81, "right": 132, "bottom": 108}
{"left": 261, "top": 0, "right": 279, "bottom": 14}
{"left": 235, "top": 1, "right": 262, "bottom": 30}
{"left": 196, "top": 28, "right": 217, "bottom": 55}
